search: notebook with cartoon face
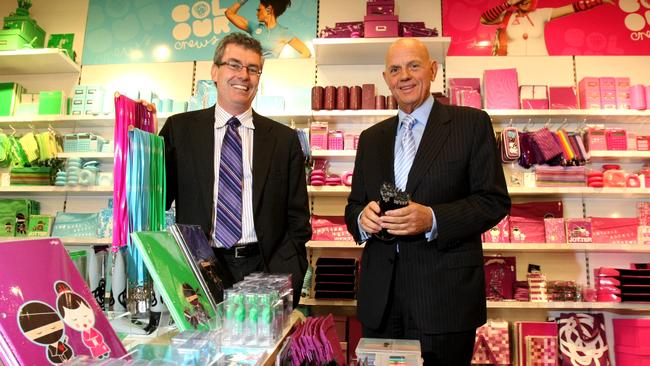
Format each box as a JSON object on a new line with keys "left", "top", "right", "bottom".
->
{"left": 130, "top": 231, "right": 217, "bottom": 332}
{"left": 0, "top": 238, "right": 126, "bottom": 366}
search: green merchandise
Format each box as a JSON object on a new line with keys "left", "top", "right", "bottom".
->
{"left": 47, "top": 33, "right": 74, "bottom": 60}
{"left": 131, "top": 231, "right": 217, "bottom": 331}
{"left": 0, "top": 82, "right": 24, "bottom": 116}
{"left": 38, "top": 91, "right": 65, "bottom": 115}
{"left": 0, "top": 0, "right": 45, "bottom": 50}
{"left": 27, "top": 214, "right": 52, "bottom": 236}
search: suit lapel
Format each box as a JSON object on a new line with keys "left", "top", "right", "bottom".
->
{"left": 406, "top": 102, "right": 451, "bottom": 194}
{"left": 252, "top": 111, "right": 276, "bottom": 215}
{"left": 379, "top": 116, "right": 398, "bottom": 185}
{"left": 190, "top": 106, "right": 216, "bottom": 211}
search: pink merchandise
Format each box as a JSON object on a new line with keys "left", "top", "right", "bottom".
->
{"left": 615, "top": 77, "right": 631, "bottom": 109}
{"left": 630, "top": 84, "right": 647, "bottom": 110}
{"left": 605, "top": 129, "right": 627, "bottom": 151}
{"left": 484, "top": 68, "right": 519, "bottom": 109}
{"left": 599, "top": 77, "right": 617, "bottom": 109}
{"left": 361, "top": 84, "right": 376, "bottom": 110}
{"left": 578, "top": 77, "right": 601, "bottom": 109}
{"left": 520, "top": 85, "right": 549, "bottom": 110}
{"left": 565, "top": 218, "right": 592, "bottom": 243}
{"left": 483, "top": 216, "right": 510, "bottom": 243}
{"left": 548, "top": 87, "right": 578, "bottom": 109}
{"left": 484, "top": 256, "right": 516, "bottom": 300}
{"left": 311, "top": 216, "right": 354, "bottom": 242}
{"left": 646, "top": 86, "right": 650, "bottom": 108}
{"left": 585, "top": 127, "right": 607, "bottom": 151}
{"left": 590, "top": 217, "right": 639, "bottom": 244}
{"left": 514, "top": 322, "right": 558, "bottom": 366}
{"left": 363, "top": 15, "right": 399, "bottom": 37}
{"left": 544, "top": 218, "right": 566, "bottom": 243}
{"left": 366, "top": 0, "right": 394, "bottom": 15}
{"left": 310, "top": 122, "right": 328, "bottom": 150}
{"left": 327, "top": 130, "right": 344, "bottom": 150}
{"left": 472, "top": 320, "right": 510, "bottom": 365}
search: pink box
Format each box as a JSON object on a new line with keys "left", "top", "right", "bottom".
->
{"left": 599, "top": 77, "right": 616, "bottom": 90}
{"left": 631, "top": 84, "right": 647, "bottom": 110}
{"left": 579, "top": 77, "right": 602, "bottom": 109}
{"left": 458, "top": 89, "right": 482, "bottom": 109}
{"left": 544, "top": 218, "right": 566, "bottom": 243}
{"left": 328, "top": 130, "right": 344, "bottom": 150}
{"left": 565, "top": 218, "right": 592, "bottom": 243}
{"left": 448, "top": 78, "right": 480, "bottom": 105}
{"left": 310, "top": 122, "right": 328, "bottom": 150}
{"left": 521, "top": 99, "right": 549, "bottom": 109}
{"left": 363, "top": 15, "right": 398, "bottom": 37}
{"left": 483, "top": 216, "right": 510, "bottom": 243}
{"left": 520, "top": 85, "right": 548, "bottom": 109}
{"left": 484, "top": 68, "right": 519, "bottom": 109}
{"left": 366, "top": 0, "right": 394, "bottom": 15}
{"left": 591, "top": 217, "right": 638, "bottom": 244}
{"left": 549, "top": 86, "right": 578, "bottom": 109}
{"left": 616, "top": 77, "right": 631, "bottom": 109}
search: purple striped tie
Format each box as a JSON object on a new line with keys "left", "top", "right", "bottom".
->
{"left": 216, "top": 117, "right": 243, "bottom": 248}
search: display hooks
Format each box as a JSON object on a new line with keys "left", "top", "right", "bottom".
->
{"left": 9, "top": 125, "right": 16, "bottom": 136}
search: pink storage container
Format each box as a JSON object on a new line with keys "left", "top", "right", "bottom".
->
{"left": 614, "top": 346, "right": 650, "bottom": 366}
{"left": 363, "top": 15, "right": 398, "bottom": 37}
{"left": 614, "top": 318, "right": 650, "bottom": 348}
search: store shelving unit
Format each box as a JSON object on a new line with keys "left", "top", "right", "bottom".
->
{"left": 313, "top": 37, "right": 450, "bottom": 65}
{"left": 0, "top": 48, "right": 80, "bottom": 75}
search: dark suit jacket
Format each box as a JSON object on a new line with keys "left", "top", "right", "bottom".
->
{"left": 345, "top": 102, "right": 510, "bottom": 334}
{"left": 160, "top": 106, "right": 312, "bottom": 305}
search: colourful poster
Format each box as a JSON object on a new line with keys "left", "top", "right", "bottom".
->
{"left": 82, "top": 0, "right": 317, "bottom": 65}
{"left": 443, "top": 0, "right": 650, "bottom": 56}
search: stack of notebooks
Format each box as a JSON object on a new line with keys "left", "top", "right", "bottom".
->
{"left": 130, "top": 224, "right": 228, "bottom": 332}
{"left": 313, "top": 257, "right": 358, "bottom": 300}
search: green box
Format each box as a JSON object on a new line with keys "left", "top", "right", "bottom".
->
{"left": 0, "top": 82, "right": 24, "bottom": 116}
{"left": 47, "top": 33, "right": 74, "bottom": 60}
{"left": 38, "top": 91, "right": 65, "bottom": 115}
{"left": 27, "top": 214, "right": 52, "bottom": 237}
{"left": 3, "top": 15, "right": 45, "bottom": 48}
{"left": 0, "top": 29, "right": 30, "bottom": 50}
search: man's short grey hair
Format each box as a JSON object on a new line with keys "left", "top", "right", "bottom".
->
{"left": 213, "top": 32, "right": 263, "bottom": 64}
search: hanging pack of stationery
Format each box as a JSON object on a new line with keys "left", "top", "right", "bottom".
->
{"left": 499, "top": 127, "right": 521, "bottom": 163}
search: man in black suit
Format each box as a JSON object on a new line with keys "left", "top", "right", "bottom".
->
{"left": 345, "top": 38, "right": 510, "bottom": 365}
{"left": 160, "top": 33, "right": 311, "bottom": 307}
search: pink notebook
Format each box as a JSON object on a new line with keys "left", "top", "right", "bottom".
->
{"left": 515, "top": 321, "right": 558, "bottom": 366}
{"left": 0, "top": 238, "right": 126, "bottom": 365}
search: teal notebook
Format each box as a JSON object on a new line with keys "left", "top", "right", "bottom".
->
{"left": 130, "top": 231, "right": 217, "bottom": 331}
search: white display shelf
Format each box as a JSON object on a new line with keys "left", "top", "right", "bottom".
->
{"left": 264, "top": 111, "right": 312, "bottom": 124}
{"left": 307, "top": 185, "right": 350, "bottom": 196}
{"left": 311, "top": 109, "right": 396, "bottom": 123}
{"left": 588, "top": 150, "right": 650, "bottom": 161}
{"left": 487, "top": 109, "right": 650, "bottom": 124}
{"left": 0, "top": 48, "right": 80, "bottom": 75}
{"left": 301, "top": 298, "right": 650, "bottom": 311}
{"left": 0, "top": 186, "right": 112, "bottom": 195}
{"left": 507, "top": 186, "right": 650, "bottom": 198}
{"left": 311, "top": 150, "right": 357, "bottom": 159}
{"left": 57, "top": 152, "right": 114, "bottom": 160}
{"left": 309, "top": 186, "right": 650, "bottom": 198}
{"left": 487, "top": 301, "right": 650, "bottom": 310}
{"left": 0, "top": 113, "right": 171, "bottom": 128}
{"left": 483, "top": 242, "right": 650, "bottom": 253}
{"left": 0, "top": 237, "right": 112, "bottom": 245}
{"left": 313, "top": 37, "right": 451, "bottom": 65}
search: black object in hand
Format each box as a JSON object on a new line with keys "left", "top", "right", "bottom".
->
{"left": 373, "top": 182, "right": 409, "bottom": 241}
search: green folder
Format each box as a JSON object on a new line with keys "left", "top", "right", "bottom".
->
{"left": 130, "top": 231, "right": 217, "bottom": 331}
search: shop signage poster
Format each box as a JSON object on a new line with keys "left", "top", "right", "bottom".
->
{"left": 82, "top": 0, "right": 317, "bottom": 65}
{"left": 443, "top": 0, "right": 650, "bottom": 56}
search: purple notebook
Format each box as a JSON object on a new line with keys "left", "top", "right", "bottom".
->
{"left": 0, "top": 238, "right": 126, "bottom": 365}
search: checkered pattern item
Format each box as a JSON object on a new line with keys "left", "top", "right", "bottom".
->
{"left": 527, "top": 336, "right": 558, "bottom": 366}
{"left": 472, "top": 321, "right": 510, "bottom": 365}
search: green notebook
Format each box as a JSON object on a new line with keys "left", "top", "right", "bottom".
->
{"left": 130, "top": 231, "right": 217, "bottom": 331}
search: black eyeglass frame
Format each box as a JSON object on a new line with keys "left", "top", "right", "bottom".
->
{"left": 215, "top": 60, "right": 263, "bottom": 76}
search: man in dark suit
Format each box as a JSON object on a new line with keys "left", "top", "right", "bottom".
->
{"left": 345, "top": 38, "right": 510, "bottom": 365}
{"left": 160, "top": 33, "right": 311, "bottom": 307}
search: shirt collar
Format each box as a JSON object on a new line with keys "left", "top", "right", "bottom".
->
{"left": 397, "top": 95, "right": 434, "bottom": 128}
{"left": 214, "top": 104, "right": 255, "bottom": 130}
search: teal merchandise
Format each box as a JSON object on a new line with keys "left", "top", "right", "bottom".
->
{"left": 51, "top": 211, "right": 99, "bottom": 238}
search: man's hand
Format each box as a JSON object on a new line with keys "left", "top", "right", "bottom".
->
{"left": 360, "top": 201, "right": 382, "bottom": 234}
{"left": 381, "top": 201, "right": 433, "bottom": 236}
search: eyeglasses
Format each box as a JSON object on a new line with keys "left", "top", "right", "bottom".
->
{"left": 216, "top": 60, "right": 262, "bottom": 76}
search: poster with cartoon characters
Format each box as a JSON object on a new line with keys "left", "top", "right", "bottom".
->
{"left": 82, "top": 0, "right": 317, "bottom": 64}
{"left": 444, "top": 0, "right": 650, "bottom": 56}
{"left": 0, "top": 238, "right": 126, "bottom": 365}
{"left": 130, "top": 231, "right": 217, "bottom": 332}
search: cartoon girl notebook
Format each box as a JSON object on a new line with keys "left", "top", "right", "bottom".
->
{"left": 0, "top": 238, "right": 126, "bottom": 366}
{"left": 130, "top": 231, "right": 217, "bottom": 332}
{"left": 169, "top": 224, "right": 227, "bottom": 306}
